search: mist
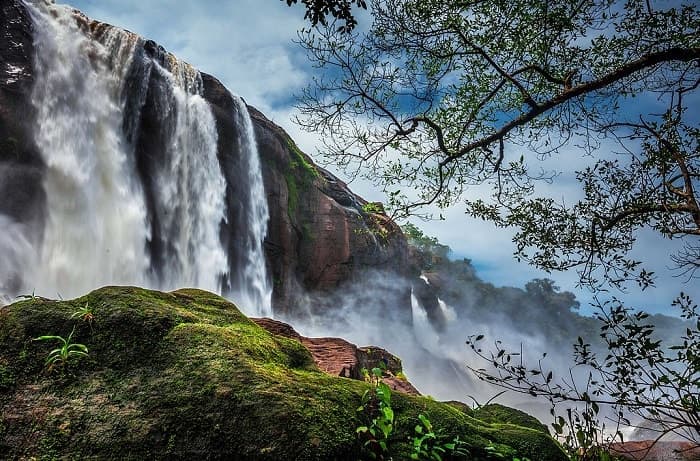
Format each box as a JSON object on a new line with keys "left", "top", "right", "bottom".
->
{"left": 278, "top": 258, "right": 691, "bottom": 437}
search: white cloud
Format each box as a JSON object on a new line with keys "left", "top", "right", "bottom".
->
{"left": 68, "top": 0, "right": 309, "bottom": 110}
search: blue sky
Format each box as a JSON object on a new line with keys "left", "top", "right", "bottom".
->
{"left": 63, "top": 0, "right": 698, "bottom": 315}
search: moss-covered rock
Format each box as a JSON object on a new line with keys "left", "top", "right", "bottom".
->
{"left": 0, "top": 286, "right": 566, "bottom": 460}
{"left": 462, "top": 403, "right": 551, "bottom": 435}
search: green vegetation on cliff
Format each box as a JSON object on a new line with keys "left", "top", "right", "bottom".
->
{"left": 0, "top": 286, "right": 566, "bottom": 460}
{"left": 284, "top": 136, "right": 321, "bottom": 218}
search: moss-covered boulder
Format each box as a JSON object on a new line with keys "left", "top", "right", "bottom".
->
{"left": 0, "top": 286, "right": 566, "bottom": 460}
{"left": 448, "top": 402, "right": 551, "bottom": 436}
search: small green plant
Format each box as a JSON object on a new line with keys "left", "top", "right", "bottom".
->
{"left": 362, "top": 202, "right": 384, "bottom": 214}
{"left": 34, "top": 327, "right": 89, "bottom": 371}
{"left": 71, "top": 302, "right": 95, "bottom": 330}
{"left": 550, "top": 405, "right": 616, "bottom": 461}
{"left": 395, "top": 371, "right": 408, "bottom": 381}
{"left": 411, "top": 413, "right": 469, "bottom": 460}
{"left": 357, "top": 366, "right": 394, "bottom": 459}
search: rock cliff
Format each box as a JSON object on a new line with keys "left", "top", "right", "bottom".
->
{"left": 200, "top": 76, "right": 408, "bottom": 315}
{"left": 0, "top": 0, "right": 44, "bottom": 295}
{"left": 0, "top": 0, "right": 409, "bottom": 316}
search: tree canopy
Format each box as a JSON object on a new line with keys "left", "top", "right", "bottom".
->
{"left": 281, "top": 0, "right": 367, "bottom": 32}
{"left": 296, "top": 0, "right": 700, "bottom": 290}
{"left": 297, "top": 1, "right": 700, "bottom": 452}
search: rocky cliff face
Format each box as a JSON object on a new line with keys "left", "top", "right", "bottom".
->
{"left": 0, "top": 0, "right": 409, "bottom": 316}
{"left": 0, "top": 0, "right": 44, "bottom": 295}
{"left": 201, "top": 75, "right": 408, "bottom": 315}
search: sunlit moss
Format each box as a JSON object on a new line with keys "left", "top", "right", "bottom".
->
{"left": 0, "top": 286, "right": 566, "bottom": 460}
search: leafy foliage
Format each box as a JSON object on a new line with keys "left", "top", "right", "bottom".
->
{"left": 296, "top": 0, "right": 700, "bottom": 289}
{"left": 411, "top": 414, "right": 469, "bottom": 460}
{"left": 282, "top": 0, "right": 367, "bottom": 32}
{"left": 357, "top": 368, "right": 481, "bottom": 460}
{"left": 299, "top": 3, "right": 699, "bottom": 455}
{"left": 357, "top": 366, "right": 395, "bottom": 458}
{"left": 467, "top": 293, "right": 700, "bottom": 452}
{"left": 34, "top": 327, "right": 89, "bottom": 371}
{"left": 70, "top": 302, "right": 95, "bottom": 331}
{"left": 402, "top": 223, "right": 450, "bottom": 263}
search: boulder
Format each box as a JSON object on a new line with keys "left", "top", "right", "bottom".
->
{"left": 0, "top": 286, "right": 568, "bottom": 460}
{"left": 253, "top": 317, "right": 420, "bottom": 395}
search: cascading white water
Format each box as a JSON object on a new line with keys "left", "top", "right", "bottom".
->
{"left": 230, "top": 95, "right": 272, "bottom": 317}
{"left": 147, "top": 61, "right": 228, "bottom": 292}
{"left": 21, "top": 0, "right": 229, "bottom": 298}
{"left": 437, "top": 297, "right": 457, "bottom": 322}
{"left": 6, "top": 0, "right": 274, "bottom": 315}
{"left": 26, "top": 0, "right": 150, "bottom": 298}
{"left": 410, "top": 290, "right": 441, "bottom": 351}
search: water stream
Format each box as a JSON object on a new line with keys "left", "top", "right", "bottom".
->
{"left": 6, "top": 0, "right": 271, "bottom": 315}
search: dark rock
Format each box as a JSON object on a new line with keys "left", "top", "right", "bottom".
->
{"left": 0, "top": 0, "right": 45, "bottom": 292}
{"left": 413, "top": 276, "right": 447, "bottom": 332}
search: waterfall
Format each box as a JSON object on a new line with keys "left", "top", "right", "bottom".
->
{"left": 229, "top": 96, "right": 272, "bottom": 317}
{"left": 137, "top": 60, "right": 228, "bottom": 293}
{"left": 410, "top": 290, "right": 441, "bottom": 351}
{"left": 15, "top": 0, "right": 249, "bottom": 302}
{"left": 26, "top": 0, "right": 150, "bottom": 297}
{"left": 437, "top": 297, "right": 457, "bottom": 322}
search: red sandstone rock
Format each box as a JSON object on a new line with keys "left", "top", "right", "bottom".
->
{"left": 245, "top": 105, "right": 410, "bottom": 315}
{"left": 252, "top": 317, "right": 420, "bottom": 395}
{"left": 608, "top": 441, "right": 700, "bottom": 461}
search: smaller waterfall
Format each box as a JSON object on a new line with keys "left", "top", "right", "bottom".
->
{"left": 410, "top": 290, "right": 441, "bottom": 351}
{"left": 230, "top": 96, "right": 272, "bottom": 317}
{"left": 437, "top": 297, "right": 457, "bottom": 322}
{"left": 145, "top": 61, "right": 228, "bottom": 292}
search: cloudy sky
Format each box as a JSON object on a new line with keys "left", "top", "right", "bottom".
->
{"left": 64, "top": 0, "right": 697, "bottom": 315}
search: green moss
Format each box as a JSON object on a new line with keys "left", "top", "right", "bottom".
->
{"left": 471, "top": 404, "right": 550, "bottom": 434}
{"left": 283, "top": 136, "right": 322, "bottom": 220}
{"left": 286, "top": 137, "right": 320, "bottom": 179}
{"left": 0, "top": 286, "right": 567, "bottom": 460}
{"left": 302, "top": 222, "right": 315, "bottom": 242}
{"left": 285, "top": 169, "right": 299, "bottom": 217}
